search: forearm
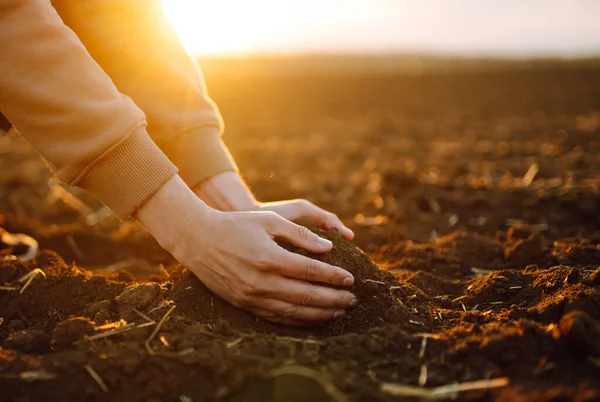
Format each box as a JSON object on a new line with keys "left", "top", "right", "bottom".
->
{"left": 52, "top": 1, "right": 235, "bottom": 191}
{"left": 0, "top": 0, "right": 177, "bottom": 218}
{"left": 193, "top": 171, "right": 259, "bottom": 212}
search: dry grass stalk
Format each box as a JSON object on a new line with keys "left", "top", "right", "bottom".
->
{"left": 436, "top": 311, "right": 444, "bottom": 324}
{"left": 381, "top": 377, "right": 509, "bottom": 398}
{"left": 448, "top": 214, "right": 459, "bottom": 227}
{"left": 0, "top": 286, "right": 18, "bottom": 291}
{"left": 159, "top": 335, "right": 170, "bottom": 347}
{"left": 89, "top": 321, "right": 135, "bottom": 340}
{"left": 522, "top": 163, "right": 539, "bottom": 187}
{"left": 18, "top": 268, "right": 46, "bottom": 294}
{"left": 17, "top": 268, "right": 46, "bottom": 283}
{"left": 225, "top": 337, "right": 244, "bottom": 348}
{"left": 145, "top": 305, "right": 176, "bottom": 354}
{"left": 471, "top": 267, "right": 494, "bottom": 276}
{"left": 132, "top": 308, "right": 155, "bottom": 324}
{"left": 415, "top": 333, "right": 441, "bottom": 340}
{"left": 418, "top": 365, "right": 428, "bottom": 387}
{"left": 135, "top": 321, "right": 156, "bottom": 329}
{"left": 20, "top": 370, "right": 56, "bottom": 381}
{"left": 396, "top": 298, "right": 407, "bottom": 308}
{"left": 274, "top": 335, "right": 326, "bottom": 345}
{"left": 418, "top": 336, "right": 428, "bottom": 359}
{"left": 461, "top": 302, "right": 467, "bottom": 312}
{"left": 147, "top": 302, "right": 173, "bottom": 315}
{"left": 95, "top": 319, "right": 128, "bottom": 331}
{"left": 84, "top": 364, "right": 109, "bottom": 393}
{"left": 363, "top": 279, "right": 386, "bottom": 285}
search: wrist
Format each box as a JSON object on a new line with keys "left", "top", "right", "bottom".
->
{"left": 134, "top": 175, "right": 213, "bottom": 252}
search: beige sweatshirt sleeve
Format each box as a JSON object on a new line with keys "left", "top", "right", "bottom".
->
{"left": 52, "top": 0, "right": 238, "bottom": 191}
{"left": 0, "top": 0, "right": 178, "bottom": 218}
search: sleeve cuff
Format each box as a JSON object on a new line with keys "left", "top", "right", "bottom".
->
{"left": 73, "top": 125, "right": 178, "bottom": 219}
{"left": 161, "top": 126, "right": 238, "bottom": 190}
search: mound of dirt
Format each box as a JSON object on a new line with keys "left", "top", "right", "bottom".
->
{"left": 166, "top": 223, "right": 432, "bottom": 337}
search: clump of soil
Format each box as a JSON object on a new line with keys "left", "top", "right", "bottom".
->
{"left": 166, "top": 222, "right": 432, "bottom": 337}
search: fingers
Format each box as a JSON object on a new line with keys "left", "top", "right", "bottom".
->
{"left": 270, "top": 249, "right": 354, "bottom": 287}
{"left": 262, "top": 276, "right": 357, "bottom": 308}
{"left": 307, "top": 204, "right": 355, "bottom": 240}
{"left": 261, "top": 200, "right": 355, "bottom": 240}
{"left": 255, "top": 299, "right": 346, "bottom": 323}
{"left": 265, "top": 213, "right": 334, "bottom": 253}
{"left": 290, "top": 200, "right": 354, "bottom": 240}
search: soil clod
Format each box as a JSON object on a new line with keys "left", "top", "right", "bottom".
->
{"left": 115, "top": 283, "right": 161, "bottom": 313}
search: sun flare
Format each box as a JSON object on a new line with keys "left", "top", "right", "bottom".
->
{"left": 161, "top": 0, "right": 294, "bottom": 55}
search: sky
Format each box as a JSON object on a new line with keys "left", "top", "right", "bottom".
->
{"left": 162, "top": 0, "right": 600, "bottom": 57}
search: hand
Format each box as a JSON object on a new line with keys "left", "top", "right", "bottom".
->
{"left": 136, "top": 176, "right": 357, "bottom": 326}
{"left": 256, "top": 199, "right": 354, "bottom": 240}
{"left": 193, "top": 172, "right": 354, "bottom": 240}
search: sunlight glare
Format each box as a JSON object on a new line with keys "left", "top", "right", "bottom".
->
{"left": 162, "top": 0, "right": 293, "bottom": 55}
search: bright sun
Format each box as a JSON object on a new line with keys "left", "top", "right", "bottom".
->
{"left": 161, "top": 0, "right": 294, "bottom": 55}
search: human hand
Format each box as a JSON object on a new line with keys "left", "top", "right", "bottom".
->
{"left": 256, "top": 199, "right": 354, "bottom": 240}
{"left": 136, "top": 176, "right": 357, "bottom": 326}
{"left": 193, "top": 172, "right": 354, "bottom": 240}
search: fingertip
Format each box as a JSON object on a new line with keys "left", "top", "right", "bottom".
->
{"left": 318, "top": 237, "right": 333, "bottom": 250}
{"left": 341, "top": 226, "right": 355, "bottom": 240}
{"left": 342, "top": 276, "right": 354, "bottom": 287}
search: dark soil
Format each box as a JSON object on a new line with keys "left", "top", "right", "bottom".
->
{"left": 1, "top": 59, "right": 600, "bottom": 401}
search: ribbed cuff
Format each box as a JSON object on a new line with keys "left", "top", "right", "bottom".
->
{"left": 73, "top": 125, "right": 178, "bottom": 219}
{"left": 161, "top": 126, "right": 238, "bottom": 190}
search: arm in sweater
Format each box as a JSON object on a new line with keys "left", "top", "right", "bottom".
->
{"left": 0, "top": 0, "right": 177, "bottom": 218}
{"left": 51, "top": 0, "right": 237, "bottom": 191}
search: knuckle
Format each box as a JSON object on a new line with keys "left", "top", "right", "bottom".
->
{"left": 231, "top": 292, "right": 250, "bottom": 307}
{"left": 303, "top": 261, "right": 319, "bottom": 281}
{"left": 297, "top": 225, "right": 311, "bottom": 240}
{"left": 241, "top": 279, "right": 264, "bottom": 297}
{"left": 263, "top": 211, "right": 280, "bottom": 222}
{"left": 300, "top": 291, "right": 318, "bottom": 306}
{"left": 258, "top": 310, "right": 277, "bottom": 320}
{"left": 298, "top": 199, "right": 312, "bottom": 208}
{"left": 321, "top": 310, "right": 335, "bottom": 321}
{"left": 280, "top": 305, "right": 299, "bottom": 318}
{"left": 255, "top": 250, "right": 274, "bottom": 268}
{"left": 336, "top": 293, "right": 349, "bottom": 308}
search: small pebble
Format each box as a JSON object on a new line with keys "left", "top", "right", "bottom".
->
{"left": 7, "top": 319, "right": 27, "bottom": 332}
{"left": 4, "top": 329, "right": 50, "bottom": 353}
{"left": 439, "top": 296, "right": 453, "bottom": 309}
{"left": 51, "top": 317, "right": 95, "bottom": 350}
{"left": 564, "top": 268, "right": 580, "bottom": 285}
{"left": 93, "top": 310, "right": 112, "bottom": 325}
{"left": 87, "top": 300, "right": 112, "bottom": 316}
{"left": 116, "top": 283, "right": 161, "bottom": 313}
